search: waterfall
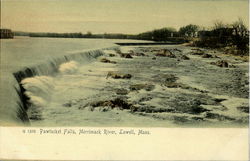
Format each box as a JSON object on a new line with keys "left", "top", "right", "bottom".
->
{"left": 10, "top": 49, "right": 106, "bottom": 124}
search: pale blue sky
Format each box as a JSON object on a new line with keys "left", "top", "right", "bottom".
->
{"left": 1, "top": 0, "right": 249, "bottom": 34}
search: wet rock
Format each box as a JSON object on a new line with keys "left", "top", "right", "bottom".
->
{"left": 129, "top": 83, "right": 155, "bottom": 91}
{"left": 191, "top": 48, "right": 203, "bottom": 51}
{"left": 116, "top": 88, "right": 129, "bottom": 95}
{"left": 100, "top": 58, "right": 117, "bottom": 64}
{"left": 161, "top": 74, "right": 184, "bottom": 88}
{"left": 172, "top": 116, "right": 189, "bottom": 123}
{"left": 181, "top": 55, "right": 190, "bottom": 60}
{"left": 165, "top": 82, "right": 184, "bottom": 88}
{"left": 204, "top": 112, "right": 235, "bottom": 121}
{"left": 202, "top": 53, "right": 213, "bottom": 58}
{"left": 89, "top": 98, "right": 132, "bottom": 110}
{"left": 229, "top": 64, "right": 236, "bottom": 68}
{"left": 153, "top": 74, "right": 186, "bottom": 88}
{"left": 166, "top": 97, "right": 210, "bottom": 114}
{"left": 130, "top": 50, "right": 146, "bottom": 56}
{"left": 131, "top": 105, "right": 174, "bottom": 113}
{"left": 189, "top": 105, "right": 209, "bottom": 114}
{"left": 213, "top": 98, "right": 227, "bottom": 103}
{"left": 63, "top": 102, "right": 72, "bottom": 107}
{"left": 173, "top": 48, "right": 182, "bottom": 52}
{"left": 152, "top": 57, "right": 156, "bottom": 60}
{"left": 120, "top": 53, "right": 133, "bottom": 58}
{"left": 135, "top": 52, "right": 146, "bottom": 56}
{"left": 109, "top": 54, "right": 116, "bottom": 57}
{"left": 122, "top": 74, "right": 133, "bottom": 79}
{"left": 138, "top": 96, "right": 153, "bottom": 102}
{"left": 99, "top": 106, "right": 110, "bottom": 112}
{"left": 163, "top": 74, "right": 178, "bottom": 82}
{"left": 190, "top": 49, "right": 205, "bottom": 55}
{"left": 236, "top": 106, "right": 249, "bottom": 113}
{"left": 191, "top": 116, "right": 204, "bottom": 121}
{"left": 155, "top": 49, "right": 176, "bottom": 58}
{"left": 210, "top": 60, "right": 229, "bottom": 67}
{"left": 63, "top": 100, "right": 78, "bottom": 107}
{"left": 106, "top": 71, "right": 132, "bottom": 79}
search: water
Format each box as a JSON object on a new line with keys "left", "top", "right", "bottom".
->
{"left": 1, "top": 37, "right": 248, "bottom": 127}
{"left": 0, "top": 36, "right": 149, "bottom": 125}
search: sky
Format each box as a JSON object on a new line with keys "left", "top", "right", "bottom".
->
{"left": 1, "top": 0, "right": 249, "bottom": 34}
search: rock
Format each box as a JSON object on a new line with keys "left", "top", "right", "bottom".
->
{"left": 205, "top": 112, "right": 235, "bottom": 121}
{"left": 134, "top": 52, "right": 146, "bottom": 56}
{"left": 164, "top": 74, "right": 178, "bottom": 83}
{"left": 155, "top": 49, "right": 176, "bottom": 58}
{"left": 181, "top": 55, "right": 190, "bottom": 60}
{"left": 89, "top": 98, "right": 132, "bottom": 110}
{"left": 129, "top": 50, "right": 146, "bottom": 56}
{"left": 99, "top": 106, "right": 110, "bottom": 112}
{"left": 213, "top": 98, "right": 227, "bottom": 103}
{"left": 106, "top": 71, "right": 132, "bottom": 79}
{"left": 173, "top": 48, "right": 182, "bottom": 52}
{"left": 191, "top": 48, "right": 203, "bottom": 51}
{"left": 120, "top": 53, "right": 133, "bottom": 58}
{"left": 236, "top": 106, "right": 249, "bottom": 113}
{"left": 210, "top": 60, "right": 229, "bottom": 67}
{"left": 132, "top": 105, "right": 173, "bottom": 113}
{"left": 152, "top": 57, "right": 156, "bottom": 60}
{"left": 129, "top": 83, "right": 155, "bottom": 91}
{"left": 63, "top": 102, "right": 72, "bottom": 107}
{"left": 172, "top": 116, "right": 189, "bottom": 123}
{"left": 164, "top": 82, "right": 183, "bottom": 88}
{"left": 109, "top": 54, "right": 116, "bottom": 57}
{"left": 190, "top": 49, "right": 205, "bottom": 55}
{"left": 100, "top": 58, "right": 117, "bottom": 64}
{"left": 202, "top": 53, "right": 213, "bottom": 58}
{"left": 122, "top": 74, "right": 132, "bottom": 79}
{"left": 116, "top": 88, "right": 129, "bottom": 95}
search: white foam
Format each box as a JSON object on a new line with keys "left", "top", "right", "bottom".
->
{"left": 21, "top": 76, "right": 54, "bottom": 107}
{"left": 59, "top": 61, "right": 79, "bottom": 74}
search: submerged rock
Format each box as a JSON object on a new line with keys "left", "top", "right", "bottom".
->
{"left": 190, "top": 49, "right": 205, "bottom": 55}
{"left": 120, "top": 53, "right": 133, "bottom": 58}
{"left": 106, "top": 71, "right": 132, "bottom": 79}
{"left": 173, "top": 48, "right": 182, "bottom": 52}
{"left": 155, "top": 49, "right": 176, "bottom": 58}
{"left": 210, "top": 60, "right": 229, "bottom": 67}
{"left": 109, "top": 53, "right": 116, "bottom": 57}
{"left": 204, "top": 112, "right": 235, "bottom": 121}
{"left": 89, "top": 98, "right": 133, "bottom": 110}
{"left": 129, "top": 83, "right": 155, "bottom": 91}
{"left": 180, "top": 55, "right": 190, "bottom": 60}
{"left": 236, "top": 106, "right": 249, "bottom": 113}
{"left": 202, "top": 53, "right": 213, "bottom": 58}
{"left": 116, "top": 88, "right": 129, "bottom": 95}
{"left": 100, "top": 58, "right": 117, "bottom": 64}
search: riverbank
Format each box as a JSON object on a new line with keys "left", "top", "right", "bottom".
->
{"left": 26, "top": 44, "right": 248, "bottom": 127}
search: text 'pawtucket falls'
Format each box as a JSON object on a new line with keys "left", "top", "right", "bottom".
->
{"left": 24, "top": 128, "right": 151, "bottom": 136}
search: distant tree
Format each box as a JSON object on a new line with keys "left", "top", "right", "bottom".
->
{"left": 179, "top": 24, "right": 199, "bottom": 37}
{"left": 213, "top": 20, "right": 228, "bottom": 30}
{"left": 231, "top": 18, "right": 248, "bottom": 37}
{"left": 86, "top": 31, "right": 92, "bottom": 37}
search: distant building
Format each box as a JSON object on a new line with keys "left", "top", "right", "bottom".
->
{"left": 0, "top": 29, "right": 14, "bottom": 39}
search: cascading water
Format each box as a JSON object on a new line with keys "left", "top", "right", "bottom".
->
{"left": 8, "top": 49, "right": 106, "bottom": 124}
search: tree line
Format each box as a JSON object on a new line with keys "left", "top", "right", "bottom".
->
{"left": 14, "top": 18, "right": 248, "bottom": 54}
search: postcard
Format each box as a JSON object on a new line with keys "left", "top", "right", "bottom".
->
{"left": 0, "top": 0, "right": 249, "bottom": 160}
